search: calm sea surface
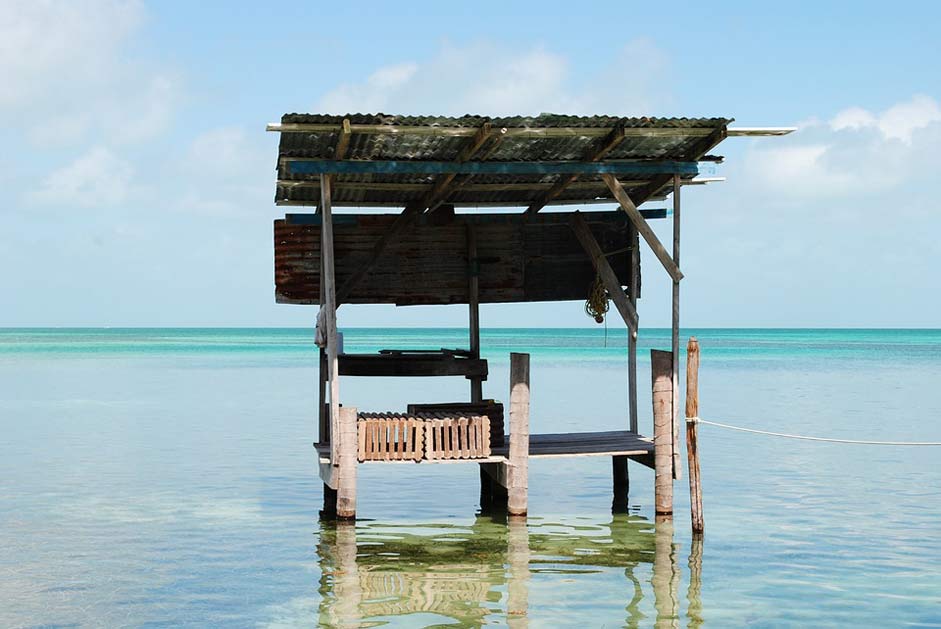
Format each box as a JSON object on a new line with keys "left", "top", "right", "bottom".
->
{"left": 1, "top": 328, "right": 939, "bottom": 627}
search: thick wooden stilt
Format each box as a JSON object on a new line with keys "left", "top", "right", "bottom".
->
{"left": 651, "top": 349, "right": 673, "bottom": 519}
{"left": 336, "top": 406, "right": 358, "bottom": 520}
{"left": 507, "top": 353, "right": 530, "bottom": 518}
{"left": 612, "top": 455, "right": 630, "bottom": 512}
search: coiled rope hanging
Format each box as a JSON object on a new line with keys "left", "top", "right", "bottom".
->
{"left": 585, "top": 274, "right": 609, "bottom": 324}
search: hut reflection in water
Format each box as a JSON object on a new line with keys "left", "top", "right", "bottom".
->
{"left": 316, "top": 516, "right": 703, "bottom": 627}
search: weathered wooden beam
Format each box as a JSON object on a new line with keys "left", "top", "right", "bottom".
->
{"left": 671, "top": 174, "right": 682, "bottom": 481}
{"left": 269, "top": 121, "right": 734, "bottom": 138}
{"left": 602, "top": 174, "right": 683, "bottom": 283}
{"left": 569, "top": 212, "right": 638, "bottom": 334}
{"left": 686, "top": 337, "right": 704, "bottom": 536}
{"left": 316, "top": 119, "right": 352, "bottom": 216}
{"left": 627, "top": 220, "right": 639, "bottom": 433}
{"left": 320, "top": 174, "right": 341, "bottom": 467}
{"left": 286, "top": 159, "right": 699, "bottom": 177}
{"left": 424, "top": 122, "right": 496, "bottom": 214}
{"left": 280, "top": 179, "right": 656, "bottom": 192}
{"left": 334, "top": 118, "right": 352, "bottom": 158}
{"left": 278, "top": 198, "right": 673, "bottom": 210}
{"left": 526, "top": 124, "right": 627, "bottom": 214}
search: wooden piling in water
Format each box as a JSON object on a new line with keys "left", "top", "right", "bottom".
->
{"left": 686, "top": 338, "right": 704, "bottom": 536}
{"left": 651, "top": 349, "right": 673, "bottom": 519}
{"left": 507, "top": 352, "right": 530, "bottom": 517}
{"left": 336, "top": 406, "right": 358, "bottom": 520}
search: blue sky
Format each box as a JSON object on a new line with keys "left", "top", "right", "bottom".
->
{"left": 2, "top": 0, "right": 939, "bottom": 327}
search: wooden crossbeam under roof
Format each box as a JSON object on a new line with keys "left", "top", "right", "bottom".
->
{"left": 285, "top": 160, "right": 700, "bottom": 176}
{"left": 268, "top": 121, "right": 795, "bottom": 137}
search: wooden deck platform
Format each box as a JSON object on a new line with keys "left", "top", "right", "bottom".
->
{"left": 316, "top": 430, "right": 654, "bottom": 466}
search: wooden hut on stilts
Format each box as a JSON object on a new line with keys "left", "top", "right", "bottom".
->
{"left": 267, "top": 114, "right": 792, "bottom": 522}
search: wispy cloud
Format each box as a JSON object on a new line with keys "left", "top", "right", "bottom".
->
{"left": 317, "top": 39, "right": 671, "bottom": 116}
{"left": 30, "top": 145, "right": 134, "bottom": 207}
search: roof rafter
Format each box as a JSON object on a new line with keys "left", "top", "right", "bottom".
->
{"left": 525, "top": 124, "right": 627, "bottom": 214}
{"left": 336, "top": 121, "right": 503, "bottom": 303}
{"left": 424, "top": 122, "right": 502, "bottom": 214}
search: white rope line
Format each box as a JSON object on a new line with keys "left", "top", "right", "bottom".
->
{"left": 688, "top": 417, "right": 941, "bottom": 446}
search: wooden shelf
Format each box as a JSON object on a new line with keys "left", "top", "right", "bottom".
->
{"left": 316, "top": 430, "right": 653, "bottom": 466}
{"left": 338, "top": 351, "right": 487, "bottom": 378}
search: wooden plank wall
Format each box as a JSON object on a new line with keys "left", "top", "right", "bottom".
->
{"left": 275, "top": 211, "right": 638, "bottom": 305}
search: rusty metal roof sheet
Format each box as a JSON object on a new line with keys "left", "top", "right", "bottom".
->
{"left": 271, "top": 113, "right": 733, "bottom": 209}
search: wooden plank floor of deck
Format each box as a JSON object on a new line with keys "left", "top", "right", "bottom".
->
{"left": 493, "top": 430, "right": 653, "bottom": 458}
{"left": 317, "top": 430, "right": 653, "bottom": 464}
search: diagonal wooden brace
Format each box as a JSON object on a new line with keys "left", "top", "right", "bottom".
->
{"left": 570, "top": 212, "right": 639, "bottom": 336}
{"left": 602, "top": 174, "right": 683, "bottom": 283}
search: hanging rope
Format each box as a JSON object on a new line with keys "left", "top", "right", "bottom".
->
{"left": 585, "top": 274, "right": 609, "bottom": 324}
{"left": 689, "top": 417, "right": 941, "bottom": 446}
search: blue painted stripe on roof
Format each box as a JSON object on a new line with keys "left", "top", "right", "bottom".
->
{"left": 285, "top": 160, "right": 699, "bottom": 177}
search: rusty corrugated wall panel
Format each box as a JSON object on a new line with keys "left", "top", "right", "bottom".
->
{"left": 274, "top": 211, "right": 636, "bottom": 306}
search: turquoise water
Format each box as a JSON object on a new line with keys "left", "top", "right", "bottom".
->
{"left": 1, "top": 328, "right": 940, "bottom": 627}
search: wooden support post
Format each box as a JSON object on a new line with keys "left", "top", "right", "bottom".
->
{"left": 671, "top": 175, "right": 682, "bottom": 481}
{"left": 318, "top": 232, "right": 328, "bottom": 445}
{"left": 651, "top": 350, "right": 673, "bottom": 519}
{"left": 612, "top": 455, "right": 630, "bottom": 512}
{"left": 686, "top": 337, "right": 704, "bottom": 536}
{"left": 336, "top": 406, "right": 358, "bottom": 520}
{"left": 569, "top": 212, "right": 638, "bottom": 334}
{"left": 628, "top": 221, "right": 639, "bottom": 434}
{"left": 320, "top": 174, "right": 341, "bottom": 467}
{"left": 467, "top": 224, "right": 483, "bottom": 403}
{"left": 507, "top": 352, "right": 530, "bottom": 517}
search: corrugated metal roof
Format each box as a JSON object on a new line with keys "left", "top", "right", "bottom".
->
{"left": 272, "top": 113, "right": 733, "bottom": 209}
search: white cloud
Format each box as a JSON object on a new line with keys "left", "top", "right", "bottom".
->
{"left": 30, "top": 146, "right": 133, "bottom": 207}
{"left": 0, "top": 0, "right": 143, "bottom": 108}
{"left": 173, "top": 126, "right": 272, "bottom": 217}
{"left": 741, "top": 95, "right": 941, "bottom": 200}
{"left": 1, "top": 0, "right": 180, "bottom": 148}
{"left": 317, "top": 40, "right": 669, "bottom": 116}
{"left": 828, "top": 94, "right": 941, "bottom": 143}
